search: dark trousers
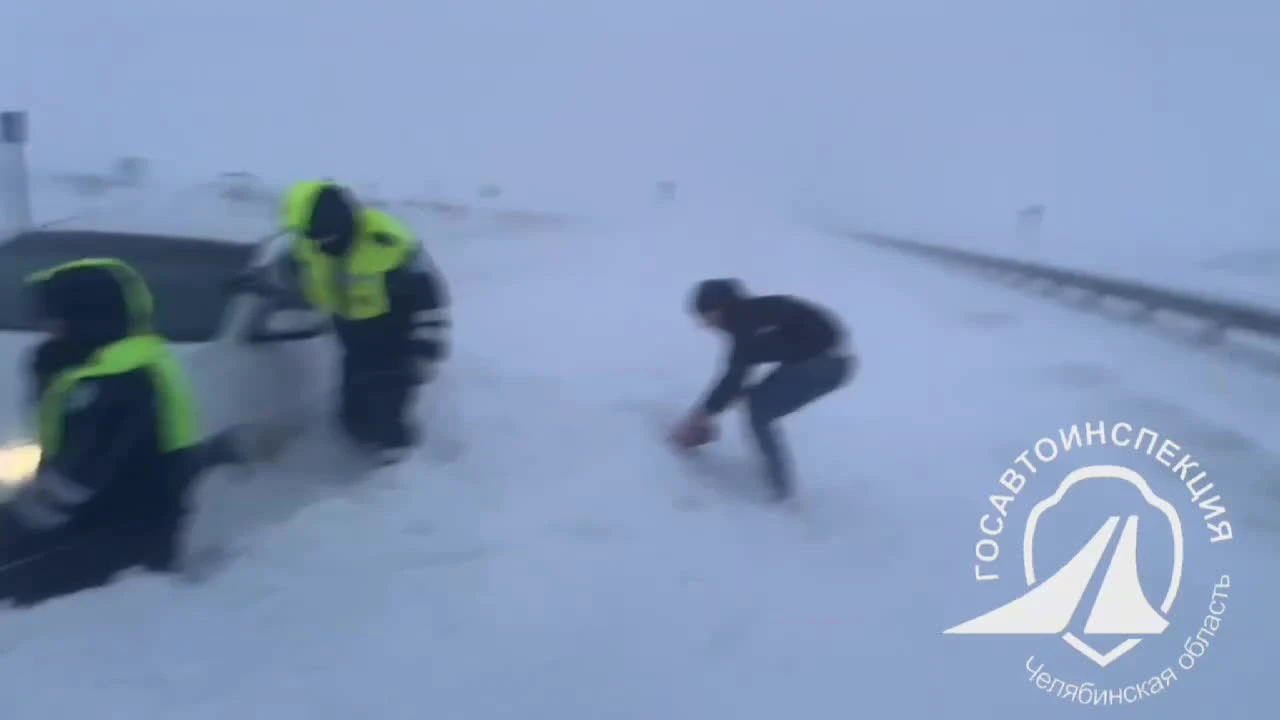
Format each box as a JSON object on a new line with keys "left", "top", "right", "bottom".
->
{"left": 339, "top": 358, "right": 418, "bottom": 450}
{"left": 0, "top": 525, "right": 180, "bottom": 608}
{"left": 745, "top": 353, "right": 854, "bottom": 498}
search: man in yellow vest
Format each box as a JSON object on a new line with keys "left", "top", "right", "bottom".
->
{"left": 0, "top": 259, "right": 206, "bottom": 607}
{"left": 238, "top": 181, "right": 450, "bottom": 463}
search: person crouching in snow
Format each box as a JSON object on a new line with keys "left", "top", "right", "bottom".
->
{"left": 0, "top": 260, "right": 205, "bottom": 607}
{"left": 669, "top": 279, "right": 855, "bottom": 500}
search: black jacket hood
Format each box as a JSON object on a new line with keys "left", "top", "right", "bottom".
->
{"left": 32, "top": 263, "right": 136, "bottom": 355}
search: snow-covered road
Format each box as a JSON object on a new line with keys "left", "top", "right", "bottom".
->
{"left": 1, "top": 206, "right": 1275, "bottom": 719}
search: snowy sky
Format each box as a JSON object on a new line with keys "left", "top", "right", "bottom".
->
{"left": 2, "top": 0, "right": 1278, "bottom": 246}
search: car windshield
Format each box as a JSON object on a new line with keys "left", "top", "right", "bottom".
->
{"left": 0, "top": 230, "right": 256, "bottom": 343}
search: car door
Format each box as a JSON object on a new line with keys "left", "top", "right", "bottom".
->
{"left": 229, "top": 232, "right": 333, "bottom": 437}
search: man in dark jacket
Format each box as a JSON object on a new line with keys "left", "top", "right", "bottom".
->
{"left": 670, "top": 278, "right": 855, "bottom": 500}
{"left": 0, "top": 259, "right": 204, "bottom": 607}
{"left": 235, "top": 181, "right": 450, "bottom": 463}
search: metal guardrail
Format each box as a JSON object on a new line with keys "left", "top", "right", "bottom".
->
{"left": 841, "top": 229, "right": 1280, "bottom": 340}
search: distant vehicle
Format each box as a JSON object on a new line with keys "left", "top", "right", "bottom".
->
{"left": 0, "top": 222, "right": 333, "bottom": 495}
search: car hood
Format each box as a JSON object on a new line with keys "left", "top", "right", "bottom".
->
{"left": 0, "top": 333, "right": 38, "bottom": 445}
{"left": 0, "top": 333, "right": 41, "bottom": 495}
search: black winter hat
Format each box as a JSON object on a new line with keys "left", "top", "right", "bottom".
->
{"left": 690, "top": 278, "right": 746, "bottom": 314}
{"left": 307, "top": 184, "right": 359, "bottom": 253}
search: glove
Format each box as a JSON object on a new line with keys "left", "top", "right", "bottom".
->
{"left": 670, "top": 412, "right": 716, "bottom": 450}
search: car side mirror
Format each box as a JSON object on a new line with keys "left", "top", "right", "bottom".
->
{"left": 246, "top": 301, "right": 329, "bottom": 343}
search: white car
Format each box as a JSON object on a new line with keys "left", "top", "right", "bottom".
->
{"left": 0, "top": 217, "right": 333, "bottom": 496}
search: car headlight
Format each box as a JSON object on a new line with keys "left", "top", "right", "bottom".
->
{"left": 0, "top": 443, "right": 41, "bottom": 488}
